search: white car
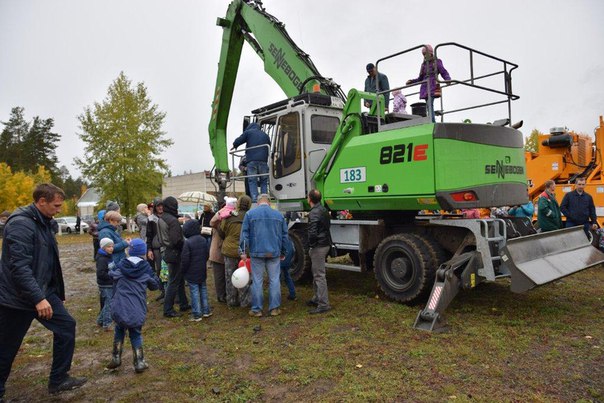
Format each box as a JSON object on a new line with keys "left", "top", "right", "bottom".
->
{"left": 55, "top": 216, "right": 89, "bottom": 234}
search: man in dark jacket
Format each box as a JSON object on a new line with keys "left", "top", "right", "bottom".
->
{"left": 306, "top": 189, "right": 332, "bottom": 314}
{"left": 162, "top": 196, "right": 190, "bottom": 317}
{"left": 364, "top": 63, "right": 390, "bottom": 110}
{"left": 231, "top": 122, "right": 271, "bottom": 203}
{"left": 0, "top": 183, "right": 87, "bottom": 399}
{"left": 560, "top": 177, "right": 598, "bottom": 235}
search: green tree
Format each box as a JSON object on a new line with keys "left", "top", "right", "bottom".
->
{"left": 525, "top": 129, "right": 540, "bottom": 153}
{"left": 23, "top": 116, "right": 61, "bottom": 178}
{"left": 0, "top": 107, "right": 29, "bottom": 169}
{"left": 0, "top": 107, "right": 61, "bottom": 177}
{"left": 75, "top": 72, "right": 172, "bottom": 217}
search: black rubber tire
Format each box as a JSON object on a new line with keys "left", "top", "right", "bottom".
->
{"left": 409, "top": 233, "right": 449, "bottom": 273}
{"left": 288, "top": 229, "right": 312, "bottom": 282}
{"left": 374, "top": 234, "right": 433, "bottom": 304}
{"left": 66, "top": 227, "right": 72, "bottom": 234}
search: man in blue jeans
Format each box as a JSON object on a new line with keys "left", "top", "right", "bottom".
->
{"left": 231, "top": 122, "right": 271, "bottom": 203}
{"left": 240, "top": 194, "right": 288, "bottom": 317}
{"left": 0, "top": 183, "right": 87, "bottom": 400}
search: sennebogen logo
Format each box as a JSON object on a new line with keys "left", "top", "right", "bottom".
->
{"left": 269, "top": 43, "right": 302, "bottom": 89}
{"left": 484, "top": 156, "right": 524, "bottom": 179}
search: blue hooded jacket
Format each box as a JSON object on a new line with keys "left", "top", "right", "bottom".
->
{"left": 181, "top": 220, "right": 209, "bottom": 284}
{"left": 232, "top": 122, "right": 270, "bottom": 163}
{"left": 98, "top": 220, "right": 129, "bottom": 263}
{"left": 110, "top": 257, "right": 159, "bottom": 328}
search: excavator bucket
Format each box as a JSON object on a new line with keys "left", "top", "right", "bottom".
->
{"left": 500, "top": 226, "right": 604, "bottom": 293}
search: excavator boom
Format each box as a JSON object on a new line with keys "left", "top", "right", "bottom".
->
{"left": 209, "top": 0, "right": 344, "bottom": 179}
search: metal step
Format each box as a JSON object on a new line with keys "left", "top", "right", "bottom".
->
{"left": 325, "top": 263, "right": 361, "bottom": 272}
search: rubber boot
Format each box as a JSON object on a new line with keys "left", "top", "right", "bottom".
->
{"left": 133, "top": 346, "right": 149, "bottom": 373}
{"left": 106, "top": 341, "right": 122, "bottom": 369}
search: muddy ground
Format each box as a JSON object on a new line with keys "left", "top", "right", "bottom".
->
{"left": 2, "top": 238, "right": 604, "bottom": 402}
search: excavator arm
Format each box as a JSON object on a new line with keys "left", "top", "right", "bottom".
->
{"left": 209, "top": 0, "right": 345, "bottom": 191}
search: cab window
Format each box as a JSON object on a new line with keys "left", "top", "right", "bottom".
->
{"left": 311, "top": 115, "right": 339, "bottom": 144}
{"left": 273, "top": 112, "right": 301, "bottom": 179}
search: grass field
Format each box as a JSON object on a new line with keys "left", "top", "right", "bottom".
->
{"left": 3, "top": 235, "right": 604, "bottom": 402}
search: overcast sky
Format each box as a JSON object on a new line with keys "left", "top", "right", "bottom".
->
{"left": 1, "top": 0, "right": 603, "bottom": 179}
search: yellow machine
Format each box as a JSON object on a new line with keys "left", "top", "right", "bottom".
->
{"left": 525, "top": 116, "right": 604, "bottom": 226}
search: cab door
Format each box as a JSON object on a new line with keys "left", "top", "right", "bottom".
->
{"left": 270, "top": 111, "right": 307, "bottom": 201}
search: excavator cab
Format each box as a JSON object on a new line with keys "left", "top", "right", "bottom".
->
{"left": 231, "top": 93, "right": 343, "bottom": 207}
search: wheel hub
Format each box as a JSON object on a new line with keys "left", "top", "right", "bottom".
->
{"left": 390, "top": 257, "right": 410, "bottom": 279}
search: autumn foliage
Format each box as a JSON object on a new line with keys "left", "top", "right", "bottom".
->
{"left": 0, "top": 163, "right": 51, "bottom": 213}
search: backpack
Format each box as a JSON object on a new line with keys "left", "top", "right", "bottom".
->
{"left": 156, "top": 216, "right": 171, "bottom": 249}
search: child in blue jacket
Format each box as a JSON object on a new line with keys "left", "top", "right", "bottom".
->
{"left": 106, "top": 239, "right": 159, "bottom": 373}
{"left": 181, "top": 219, "right": 211, "bottom": 321}
{"left": 96, "top": 237, "right": 115, "bottom": 330}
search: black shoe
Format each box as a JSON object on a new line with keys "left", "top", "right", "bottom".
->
{"left": 306, "top": 300, "right": 318, "bottom": 307}
{"left": 164, "top": 311, "right": 182, "bottom": 318}
{"left": 155, "top": 292, "right": 165, "bottom": 302}
{"left": 308, "top": 306, "right": 331, "bottom": 314}
{"left": 287, "top": 295, "right": 297, "bottom": 301}
{"left": 179, "top": 304, "right": 191, "bottom": 312}
{"left": 48, "top": 376, "right": 87, "bottom": 394}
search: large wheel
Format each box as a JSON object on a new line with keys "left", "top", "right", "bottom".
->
{"left": 409, "top": 233, "right": 449, "bottom": 273}
{"left": 288, "top": 229, "right": 312, "bottom": 282}
{"left": 374, "top": 234, "right": 433, "bottom": 304}
{"left": 66, "top": 227, "right": 72, "bottom": 234}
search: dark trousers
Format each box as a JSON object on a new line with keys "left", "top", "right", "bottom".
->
{"left": 92, "top": 237, "right": 100, "bottom": 259}
{"left": 0, "top": 294, "right": 76, "bottom": 396}
{"left": 152, "top": 248, "right": 165, "bottom": 293}
{"left": 211, "top": 261, "right": 226, "bottom": 303}
{"left": 565, "top": 220, "right": 592, "bottom": 236}
{"left": 163, "top": 261, "right": 188, "bottom": 314}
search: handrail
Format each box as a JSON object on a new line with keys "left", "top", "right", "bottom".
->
{"left": 229, "top": 143, "right": 271, "bottom": 182}
{"left": 373, "top": 42, "right": 519, "bottom": 127}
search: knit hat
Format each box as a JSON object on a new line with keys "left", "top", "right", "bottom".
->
{"left": 237, "top": 195, "right": 252, "bottom": 211}
{"left": 225, "top": 196, "right": 237, "bottom": 209}
{"left": 129, "top": 238, "right": 147, "bottom": 257}
{"left": 106, "top": 200, "right": 120, "bottom": 212}
{"left": 100, "top": 238, "right": 114, "bottom": 249}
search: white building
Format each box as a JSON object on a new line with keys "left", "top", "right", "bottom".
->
{"left": 162, "top": 171, "right": 245, "bottom": 211}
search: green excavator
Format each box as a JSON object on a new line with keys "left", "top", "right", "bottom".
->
{"left": 208, "top": 0, "right": 604, "bottom": 331}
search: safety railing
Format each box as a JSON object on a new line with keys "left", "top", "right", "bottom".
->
{"left": 374, "top": 42, "right": 519, "bottom": 130}
{"left": 228, "top": 143, "right": 271, "bottom": 185}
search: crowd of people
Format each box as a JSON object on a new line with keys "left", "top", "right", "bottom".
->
{"left": 0, "top": 171, "right": 599, "bottom": 399}
{"left": 0, "top": 183, "right": 335, "bottom": 399}
{"left": 458, "top": 178, "right": 598, "bottom": 237}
